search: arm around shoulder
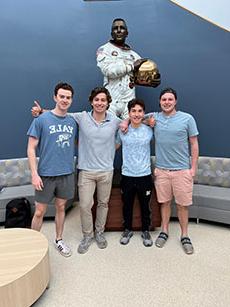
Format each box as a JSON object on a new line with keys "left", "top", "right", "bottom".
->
{"left": 68, "top": 111, "right": 83, "bottom": 124}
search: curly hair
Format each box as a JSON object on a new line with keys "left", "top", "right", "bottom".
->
{"left": 89, "top": 87, "right": 112, "bottom": 109}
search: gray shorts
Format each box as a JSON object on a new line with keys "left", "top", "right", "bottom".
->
{"left": 35, "top": 173, "right": 75, "bottom": 204}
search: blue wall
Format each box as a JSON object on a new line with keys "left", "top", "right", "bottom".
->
{"left": 0, "top": 0, "right": 229, "bottom": 159}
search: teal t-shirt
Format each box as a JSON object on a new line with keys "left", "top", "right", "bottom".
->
{"left": 117, "top": 123, "right": 153, "bottom": 177}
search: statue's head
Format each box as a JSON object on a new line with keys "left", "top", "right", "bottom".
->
{"left": 111, "top": 18, "right": 128, "bottom": 45}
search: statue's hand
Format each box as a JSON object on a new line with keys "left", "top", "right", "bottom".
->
{"left": 31, "top": 100, "right": 42, "bottom": 117}
{"left": 129, "top": 74, "right": 135, "bottom": 89}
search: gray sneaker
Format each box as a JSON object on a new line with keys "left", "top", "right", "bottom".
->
{"left": 120, "top": 229, "right": 133, "bottom": 245}
{"left": 181, "top": 237, "right": 194, "bottom": 255}
{"left": 77, "top": 236, "right": 93, "bottom": 254}
{"left": 95, "top": 231, "right": 108, "bottom": 249}
{"left": 141, "top": 231, "right": 153, "bottom": 247}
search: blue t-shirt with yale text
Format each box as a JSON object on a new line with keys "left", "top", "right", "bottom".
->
{"left": 117, "top": 124, "right": 153, "bottom": 177}
{"left": 27, "top": 111, "right": 77, "bottom": 176}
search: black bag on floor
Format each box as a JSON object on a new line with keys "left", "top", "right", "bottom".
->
{"left": 5, "top": 197, "right": 32, "bottom": 228}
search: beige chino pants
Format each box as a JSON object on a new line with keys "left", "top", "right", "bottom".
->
{"left": 78, "top": 170, "right": 113, "bottom": 236}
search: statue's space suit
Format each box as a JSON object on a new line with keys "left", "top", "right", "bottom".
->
{"left": 97, "top": 41, "right": 140, "bottom": 119}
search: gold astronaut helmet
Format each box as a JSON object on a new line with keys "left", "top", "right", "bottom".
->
{"left": 132, "top": 59, "right": 161, "bottom": 88}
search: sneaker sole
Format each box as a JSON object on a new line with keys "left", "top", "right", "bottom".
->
{"left": 120, "top": 233, "right": 133, "bottom": 245}
{"left": 96, "top": 241, "right": 108, "bottom": 249}
{"left": 77, "top": 247, "right": 89, "bottom": 254}
{"left": 155, "top": 232, "right": 168, "bottom": 248}
{"left": 60, "top": 251, "right": 72, "bottom": 257}
{"left": 77, "top": 243, "right": 93, "bottom": 254}
{"left": 77, "top": 239, "right": 93, "bottom": 254}
{"left": 120, "top": 240, "right": 130, "bottom": 245}
{"left": 183, "top": 246, "right": 194, "bottom": 255}
{"left": 185, "top": 250, "right": 194, "bottom": 255}
{"left": 141, "top": 233, "right": 153, "bottom": 247}
{"left": 143, "top": 241, "right": 153, "bottom": 247}
{"left": 181, "top": 237, "right": 194, "bottom": 255}
{"left": 54, "top": 245, "right": 72, "bottom": 257}
{"left": 155, "top": 240, "right": 165, "bottom": 248}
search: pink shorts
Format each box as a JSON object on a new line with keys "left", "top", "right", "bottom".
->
{"left": 154, "top": 168, "right": 193, "bottom": 206}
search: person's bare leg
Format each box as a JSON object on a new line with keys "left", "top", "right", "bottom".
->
{"left": 54, "top": 198, "right": 72, "bottom": 257}
{"left": 160, "top": 200, "right": 171, "bottom": 234}
{"left": 177, "top": 204, "right": 189, "bottom": 237}
{"left": 155, "top": 200, "right": 171, "bottom": 248}
{"left": 31, "top": 202, "right": 47, "bottom": 231}
{"left": 55, "top": 198, "right": 67, "bottom": 240}
{"left": 177, "top": 204, "right": 194, "bottom": 254}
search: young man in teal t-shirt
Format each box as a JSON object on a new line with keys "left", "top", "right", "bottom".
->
{"left": 116, "top": 98, "right": 153, "bottom": 247}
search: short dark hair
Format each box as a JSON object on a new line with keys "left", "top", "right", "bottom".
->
{"left": 159, "top": 87, "right": 177, "bottom": 100}
{"left": 54, "top": 82, "right": 74, "bottom": 97}
{"left": 89, "top": 87, "right": 112, "bottom": 109}
{"left": 111, "top": 18, "right": 127, "bottom": 30}
{"left": 128, "top": 98, "right": 145, "bottom": 112}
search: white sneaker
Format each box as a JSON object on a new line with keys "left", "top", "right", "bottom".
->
{"left": 54, "top": 239, "right": 72, "bottom": 257}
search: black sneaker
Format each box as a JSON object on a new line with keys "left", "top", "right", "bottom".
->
{"left": 141, "top": 231, "right": 153, "bottom": 247}
{"left": 120, "top": 229, "right": 133, "bottom": 245}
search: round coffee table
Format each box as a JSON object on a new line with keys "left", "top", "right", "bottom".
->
{"left": 0, "top": 228, "right": 50, "bottom": 307}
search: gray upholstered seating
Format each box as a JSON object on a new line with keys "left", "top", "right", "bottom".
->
{"left": 0, "top": 158, "right": 76, "bottom": 224}
{"left": 151, "top": 156, "right": 230, "bottom": 225}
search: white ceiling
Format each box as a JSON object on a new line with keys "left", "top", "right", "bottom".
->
{"left": 170, "top": 0, "right": 230, "bottom": 32}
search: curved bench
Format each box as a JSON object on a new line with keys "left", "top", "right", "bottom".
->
{"left": 0, "top": 158, "right": 76, "bottom": 224}
{"left": 0, "top": 228, "right": 49, "bottom": 307}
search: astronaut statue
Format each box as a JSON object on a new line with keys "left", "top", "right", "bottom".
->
{"left": 96, "top": 18, "right": 142, "bottom": 119}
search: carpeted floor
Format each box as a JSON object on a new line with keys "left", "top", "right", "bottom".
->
{"left": 32, "top": 204, "right": 230, "bottom": 307}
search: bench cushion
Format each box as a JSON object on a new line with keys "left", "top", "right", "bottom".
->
{"left": 193, "top": 184, "right": 230, "bottom": 210}
{"left": 194, "top": 157, "right": 230, "bottom": 188}
{"left": 0, "top": 158, "right": 32, "bottom": 187}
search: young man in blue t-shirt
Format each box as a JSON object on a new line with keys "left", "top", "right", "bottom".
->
{"left": 116, "top": 98, "right": 154, "bottom": 247}
{"left": 27, "top": 82, "right": 77, "bottom": 257}
{"left": 151, "top": 88, "right": 199, "bottom": 255}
